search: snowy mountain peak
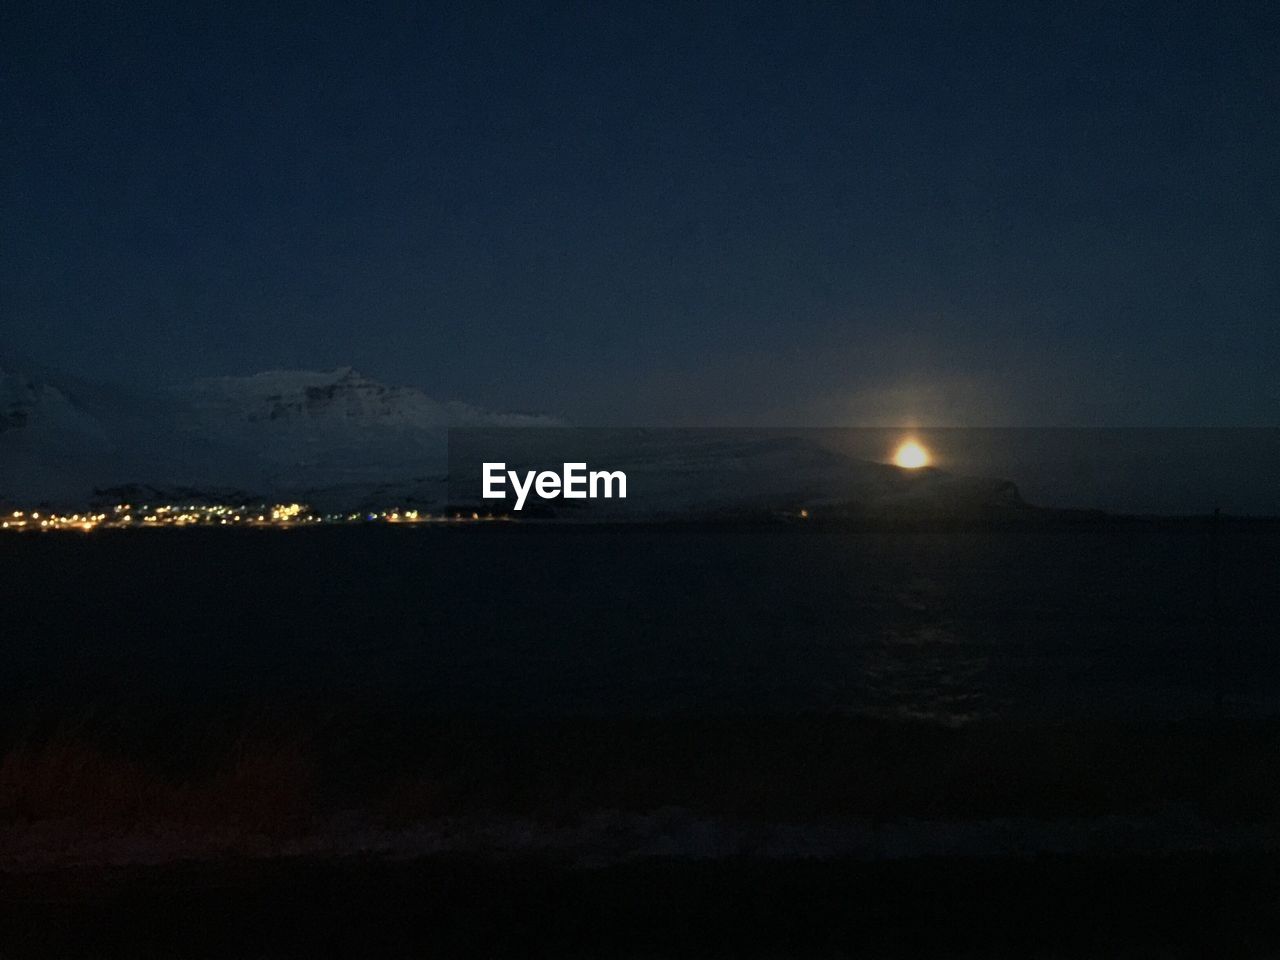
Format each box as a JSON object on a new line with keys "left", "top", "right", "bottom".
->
{"left": 181, "top": 367, "right": 449, "bottom": 427}
{"left": 0, "top": 364, "right": 108, "bottom": 441}
{"left": 178, "top": 367, "right": 565, "bottom": 434}
{"left": 1, "top": 360, "right": 562, "bottom": 504}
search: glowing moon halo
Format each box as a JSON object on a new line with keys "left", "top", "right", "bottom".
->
{"left": 893, "top": 440, "right": 930, "bottom": 469}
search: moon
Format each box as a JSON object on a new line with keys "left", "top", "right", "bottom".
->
{"left": 893, "top": 439, "right": 930, "bottom": 469}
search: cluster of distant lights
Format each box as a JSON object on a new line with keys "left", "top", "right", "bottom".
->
{"left": 1, "top": 503, "right": 509, "bottom": 533}
{"left": 2, "top": 443, "right": 932, "bottom": 533}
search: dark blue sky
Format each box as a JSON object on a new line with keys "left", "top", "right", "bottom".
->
{"left": 4, "top": 1, "right": 1277, "bottom": 424}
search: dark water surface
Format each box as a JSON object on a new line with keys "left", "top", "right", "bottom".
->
{"left": 5, "top": 521, "right": 1280, "bottom": 958}
{"left": 5, "top": 521, "right": 1278, "bottom": 723}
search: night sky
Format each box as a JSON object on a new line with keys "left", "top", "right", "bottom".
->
{"left": 5, "top": 1, "right": 1277, "bottom": 426}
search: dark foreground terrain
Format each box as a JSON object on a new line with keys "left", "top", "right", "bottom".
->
{"left": 6, "top": 851, "right": 1280, "bottom": 958}
{"left": 2, "top": 709, "right": 1280, "bottom": 955}
{"left": 2, "top": 522, "right": 1278, "bottom": 955}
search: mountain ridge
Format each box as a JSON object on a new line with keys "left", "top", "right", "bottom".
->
{"left": 1, "top": 359, "right": 1034, "bottom": 519}
{"left": 0, "top": 361, "right": 561, "bottom": 505}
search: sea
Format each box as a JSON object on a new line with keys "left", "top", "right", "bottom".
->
{"left": 4, "top": 520, "right": 1277, "bottom": 723}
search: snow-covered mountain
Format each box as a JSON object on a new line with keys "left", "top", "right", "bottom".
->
{"left": 171, "top": 367, "right": 561, "bottom": 499}
{"left": 2, "top": 359, "right": 1032, "bottom": 519}
{"left": 0, "top": 358, "right": 243, "bottom": 502}
{"left": 1, "top": 368, "right": 101, "bottom": 441}
{"left": 178, "top": 367, "right": 558, "bottom": 431}
{"left": 0, "top": 362, "right": 560, "bottom": 506}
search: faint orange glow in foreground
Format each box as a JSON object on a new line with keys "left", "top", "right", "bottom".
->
{"left": 892, "top": 439, "right": 930, "bottom": 469}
